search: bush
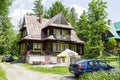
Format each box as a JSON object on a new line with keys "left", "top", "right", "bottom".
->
{"left": 79, "top": 69, "right": 120, "bottom": 80}
{"left": 0, "top": 66, "right": 7, "bottom": 80}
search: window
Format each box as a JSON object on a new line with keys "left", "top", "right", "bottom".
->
{"left": 33, "top": 43, "right": 42, "bottom": 52}
{"left": 47, "top": 29, "right": 50, "bottom": 37}
{"left": 80, "top": 46, "right": 82, "bottom": 54}
{"left": 23, "top": 30, "right": 27, "bottom": 37}
{"left": 20, "top": 44, "right": 25, "bottom": 53}
{"left": 54, "top": 29, "right": 61, "bottom": 39}
{"left": 62, "top": 30, "right": 68, "bottom": 35}
{"left": 89, "top": 61, "right": 98, "bottom": 66}
{"left": 99, "top": 61, "right": 108, "bottom": 67}
{"left": 71, "top": 45, "right": 76, "bottom": 52}
{"left": 53, "top": 43, "right": 61, "bottom": 52}
{"left": 62, "top": 30, "right": 69, "bottom": 40}
{"left": 118, "top": 41, "right": 120, "bottom": 47}
{"left": 62, "top": 44, "right": 69, "bottom": 51}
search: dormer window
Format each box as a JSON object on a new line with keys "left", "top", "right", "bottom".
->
{"left": 54, "top": 29, "right": 61, "bottom": 39}
{"left": 23, "top": 30, "right": 27, "bottom": 36}
{"left": 62, "top": 30, "right": 69, "bottom": 40}
{"left": 22, "top": 29, "right": 27, "bottom": 37}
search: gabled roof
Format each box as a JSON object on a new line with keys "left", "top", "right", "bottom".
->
{"left": 20, "top": 13, "right": 83, "bottom": 44}
{"left": 21, "top": 15, "right": 49, "bottom": 40}
{"left": 43, "top": 13, "right": 73, "bottom": 29}
{"left": 108, "top": 21, "right": 120, "bottom": 39}
{"left": 114, "top": 22, "right": 120, "bottom": 31}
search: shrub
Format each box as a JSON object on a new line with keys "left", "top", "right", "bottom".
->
{"left": 79, "top": 69, "right": 120, "bottom": 80}
{"left": 0, "top": 66, "right": 7, "bottom": 80}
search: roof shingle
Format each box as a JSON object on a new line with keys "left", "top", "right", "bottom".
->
{"left": 20, "top": 13, "right": 84, "bottom": 44}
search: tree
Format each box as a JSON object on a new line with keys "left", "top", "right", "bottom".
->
{"left": 48, "top": 1, "right": 69, "bottom": 21}
{"left": 77, "top": 0, "right": 108, "bottom": 58}
{"left": 69, "top": 7, "right": 78, "bottom": 28}
{"left": 0, "top": 0, "right": 18, "bottom": 56}
{"left": 0, "top": 0, "right": 11, "bottom": 22}
{"left": 10, "top": 33, "right": 20, "bottom": 56}
{"left": 33, "top": 0, "right": 43, "bottom": 16}
{"left": 76, "top": 11, "right": 90, "bottom": 41}
{"left": 0, "top": 16, "right": 14, "bottom": 55}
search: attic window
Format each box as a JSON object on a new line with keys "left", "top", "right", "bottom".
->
{"left": 23, "top": 30, "right": 27, "bottom": 37}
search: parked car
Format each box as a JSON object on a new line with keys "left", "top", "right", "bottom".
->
{"left": 2, "top": 55, "right": 14, "bottom": 62}
{"left": 69, "top": 59, "right": 114, "bottom": 77}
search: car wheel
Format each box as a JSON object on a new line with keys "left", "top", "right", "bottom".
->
{"left": 74, "top": 74, "right": 79, "bottom": 78}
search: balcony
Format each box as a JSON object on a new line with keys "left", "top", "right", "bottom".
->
{"left": 55, "top": 34, "right": 70, "bottom": 41}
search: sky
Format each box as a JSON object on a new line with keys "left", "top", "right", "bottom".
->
{"left": 9, "top": 0, "right": 120, "bottom": 29}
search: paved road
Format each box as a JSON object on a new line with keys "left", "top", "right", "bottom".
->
{"left": 0, "top": 63, "right": 77, "bottom": 80}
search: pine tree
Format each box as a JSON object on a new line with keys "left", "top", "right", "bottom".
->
{"left": 48, "top": 1, "right": 69, "bottom": 21}
{"left": 33, "top": 0, "right": 43, "bottom": 16}
{"left": 69, "top": 7, "right": 78, "bottom": 28}
{"left": 0, "top": 16, "right": 14, "bottom": 55}
{"left": 0, "top": 0, "right": 11, "bottom": 22}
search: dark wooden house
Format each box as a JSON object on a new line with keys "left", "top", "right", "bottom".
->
{"left": 18, "top": 13, "right": 84, "bottom": 63}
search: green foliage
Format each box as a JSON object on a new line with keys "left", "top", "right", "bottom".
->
{"left": 77, "top": 0, "right": 109, "bottom": 58}
{"left": 79, "top": 70, "right": 120, "bottom": 80}
{"left": 0, "top": 66, "right": 7, "bottom": 80}
{"left": 68, "top": 7, "right": 78, "bottom": 28}
{"left": 10, "top": 33, "right": 20, "bottom": 56}
{"left": 33, "top": 0, "right": 43, "bottom": 16}
{"left": 0, "top": 0, "right": 18, "bottom": 56}
{"left": 76, "top": 12, "right": 89, "bottom": 42}
{"left": 29, "top": 66, "right": 69, "bottom": 74}
{"left": 48, "top": 1, "right": 69, "bottom": 21}
{"left": 22, "top": 64, "right": 69, "bottom": 74}
{"left": 0, "top": 0, "right": 11, "bottom": 16}
{"left": 107, "top": 38, "right": 117, "bottom": 50}
{"left": 0, "top": 16, "right": 14, "bottom": 55}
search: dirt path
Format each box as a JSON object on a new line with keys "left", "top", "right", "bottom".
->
{"left": 0, "top": 63, "right": 66, "bottom": 80}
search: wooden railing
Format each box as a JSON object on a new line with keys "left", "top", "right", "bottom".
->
{"left": 55, "top": 35, "right": 70, "bottom": 40}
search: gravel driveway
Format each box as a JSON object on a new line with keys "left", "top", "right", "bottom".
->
{"left": 0, "top": 63, "right": 77, "bottom": 80}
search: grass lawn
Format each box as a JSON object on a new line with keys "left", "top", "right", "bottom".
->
{"left": 22, "top": 63, "right": 70, "bottom": 74}
{"left": 0, "top": 66, "right": 7, "bottom": 80}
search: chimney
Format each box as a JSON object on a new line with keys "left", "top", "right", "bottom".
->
{"left": 39, "top": 13, "right": 42, "bottom": 22}
{"left": 108, "top": 19, "right": 112, "bottom": 25}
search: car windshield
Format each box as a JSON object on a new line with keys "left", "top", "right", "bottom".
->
{"left": 76, "top": 60, "right": 86, "bottom": 64}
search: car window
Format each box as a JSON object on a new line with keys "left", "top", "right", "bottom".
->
{"left": 99, "top": 61, "right": 108, "bottom": 67}
{"left": 76, "top": 60, "right": 86, "bottom": 64}
{"left": 89, "top": 61, "right": 98, "bottom": 66}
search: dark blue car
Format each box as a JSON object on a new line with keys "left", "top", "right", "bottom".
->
{"left": 69, "top": 59, "right": 114, "bottom": 77}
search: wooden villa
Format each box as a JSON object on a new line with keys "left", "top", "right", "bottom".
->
{"left": 18, "top": 13, "right": 84, "bottom": 64}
